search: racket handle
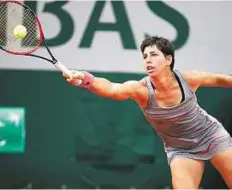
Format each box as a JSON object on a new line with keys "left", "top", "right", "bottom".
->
{"left": 55, "top": 61, "right": 72, "bottom": 77}
{"left": 55, "top": 61, "right": 83, "bottom": 85}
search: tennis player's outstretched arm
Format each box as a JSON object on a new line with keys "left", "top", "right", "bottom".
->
{"left": 63, "top": 70, "right": 147, "bottom": 103}
{"left": 182, "top": 70, "right": 232, "bottom": 91}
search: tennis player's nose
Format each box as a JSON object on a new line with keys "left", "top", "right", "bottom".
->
{"left": 146, "top": 59, "right": 152, "bottom": 65}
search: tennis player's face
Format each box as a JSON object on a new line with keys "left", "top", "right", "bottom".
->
{"left": 143, "top": 45, "right": 170, "bottom": 76}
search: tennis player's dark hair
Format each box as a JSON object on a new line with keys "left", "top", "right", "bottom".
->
{"left": 140, "top": 36, "right": 175, "bottom": 71}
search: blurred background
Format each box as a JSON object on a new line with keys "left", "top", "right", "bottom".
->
{"left": 0, "top": 0, "right": 232, "bottom": 189}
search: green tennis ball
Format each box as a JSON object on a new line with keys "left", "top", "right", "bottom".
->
{"left": 13, "top": 25, "right": 27, "bottom": 39}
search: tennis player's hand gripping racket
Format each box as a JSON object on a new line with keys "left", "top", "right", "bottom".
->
{"left": 0, "top": 0, "right": 73, "bottom": 77}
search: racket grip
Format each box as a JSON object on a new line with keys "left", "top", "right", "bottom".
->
{"left": 55, "top": 61, "right": 83, "bottom": 85}
{"left": 55, "top": 61, "right": 72, "bottom": 77}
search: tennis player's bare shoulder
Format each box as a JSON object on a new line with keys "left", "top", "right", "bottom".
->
{"left": 135, "top": 77, "right": 150, "bottom": 107}
{"left": 181, "top": 70, "right": 202, "bottom": 92}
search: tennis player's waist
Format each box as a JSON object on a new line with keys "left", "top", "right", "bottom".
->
{"left": 161, "top": 125, "right": 226, "bottom": 150}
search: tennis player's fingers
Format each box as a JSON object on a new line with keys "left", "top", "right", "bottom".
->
{"left": 68, "top": 79, "right": 82, "bottom": 86}
{"left": 65, "top": 71, "right": 84, "bottom": 85}
{"left": 73, "top": 80, "right": 82, "bottom": 86}
{"left": 67, "top": 78, "right": 75, "bottom": 82}
{"left": 62, "top": 72, "right": 69, "bottom": 78}
{"left": 62, "top": 72, "right": 73, "bottom": 80}
{"left": 62, "top": 70, "right": 77, "bottom": 79}
{"left": 66, "top": 77, "right": 81, "bottom": 84}
{"left": 71, "top": 71, "right": 85, "bottom": 80}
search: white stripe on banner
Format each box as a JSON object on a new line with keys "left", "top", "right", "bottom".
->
{"left": 0, "top": 1, "right": 232, "bottom": 74}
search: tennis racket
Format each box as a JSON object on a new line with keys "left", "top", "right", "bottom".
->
{"left": 0, "top": 0, "right": 73, "bottom": 77}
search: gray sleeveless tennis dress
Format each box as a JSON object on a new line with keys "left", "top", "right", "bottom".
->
{"left": 141, "top": 70, "right": 232, "bottom": 164}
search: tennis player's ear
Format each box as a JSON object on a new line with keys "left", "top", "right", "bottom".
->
{"left": 166, "top": 55, "right": 172, "bottom": 66}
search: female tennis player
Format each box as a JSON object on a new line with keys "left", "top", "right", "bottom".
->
{"left": 63, "top": 36, "right": 232, "bottom": 189}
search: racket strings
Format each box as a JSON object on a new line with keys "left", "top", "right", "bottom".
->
{"left": 0, "top": 3, "right": 8, "bottom": 46}
{"left": 0, "top": 1, "right": 41, "bottom": 54}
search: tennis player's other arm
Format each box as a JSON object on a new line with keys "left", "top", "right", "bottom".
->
{"left": 182, "top": 70, "right": 232, "bottom": 91}
{"left": 64, "top": 70, "right": 141, "bottom": 101}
